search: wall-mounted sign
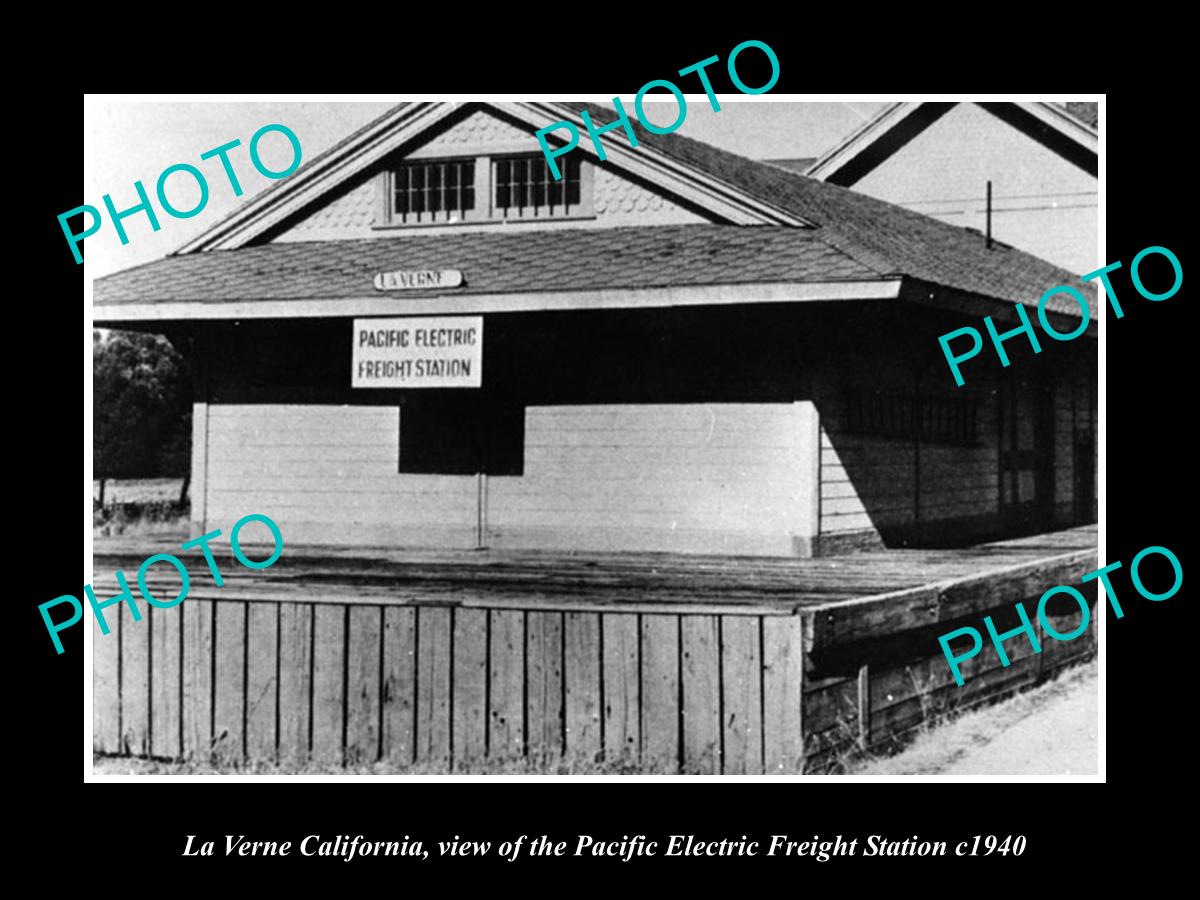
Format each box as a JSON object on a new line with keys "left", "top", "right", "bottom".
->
{"left": 352, "top": 316, "right": 483, "bottom": 389}
{"left": 373, "top": 269, "right": 464, "bottom": 291}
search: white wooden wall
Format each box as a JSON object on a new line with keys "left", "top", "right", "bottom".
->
{"left": 488, "top": 403, "right": 817, "bottom": 556}
{"left": 198, "top": 402, "right": 820, "bottom": 556}
{"left": 202, "top": 405, "right": 479, "bottom": 547}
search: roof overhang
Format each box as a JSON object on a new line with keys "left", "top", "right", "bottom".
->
{"left": 93, "top": 278, "right": 904, "bottom": 326}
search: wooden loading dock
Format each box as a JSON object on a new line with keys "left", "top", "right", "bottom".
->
{"left": 92, "top": 525, "right": 1096, "bottom": 773}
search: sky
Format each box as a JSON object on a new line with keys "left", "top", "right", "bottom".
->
{"left": 82, "top": 98, "right": 887, "bottom": 281}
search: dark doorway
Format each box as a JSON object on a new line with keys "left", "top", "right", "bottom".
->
{"left": 998, "top": 376, "right": 1055, "bottom": 535}
{"left": 1074, "top": 435, "right": 1096, "bottom": 525}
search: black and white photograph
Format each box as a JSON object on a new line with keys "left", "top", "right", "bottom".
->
{"left": 83, "top": 95, "right": 1101, "bottom": 779}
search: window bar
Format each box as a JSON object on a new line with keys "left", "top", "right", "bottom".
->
{"left": 498, "top": 159, "right": 508, "bottom": 219}
{"left": 454, "top": 161, "right": 462, "bottom": 219}
{"left": 520, "top": 157, "right": 529, "bottom": 218}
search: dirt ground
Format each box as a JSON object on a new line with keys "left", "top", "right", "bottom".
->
{"left": 851, "top": 660, "right": 1098, "bottom": 777}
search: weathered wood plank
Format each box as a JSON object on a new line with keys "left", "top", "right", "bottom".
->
{"left": 526, "top": 611, "right": 564, "bottom": 765}
{"left": 312, "top": 605, "right": 346, "bottom": 766}
{"left": 415, "top": 607, "right": 451, "bottom": 768}
{"left": 121, "top": 603, "right": 150, "bottom": 757}
{"left": 808, "top": 550, "right": 1097, "bottom": 650}
{"left": 183, "top": 600, "right": 213, "bottom": 761}
{"left": 150, "top": 603, "right": 183, "bottom": 760}
{"left": 856, "top": 662, "right": 872, "bottom": 749}
{"left": 871, "top": 653, "right": 1043, "bottom": 742}
{"left": 803, "top": 675, "right": 858, "bottom": 736}
{"left": 277, "top": 603, "right": 312, "bottom": 766}
{"left": 937, "top": 554, "right": 1099, "bottom": 625}
{"left": 564, "top": 612, "right": 602, "bottom": 763}
{"left": 641, "top": 615, "right": 680, "bottom": 773}
{"left": 681, "top": 616, "right": 721, "bottom": 774}
{"left": 602, "top": 613, "right": 640, "bottom": 764}
{"left": 245, "top": 602, "right": 278, "bottom": 762}
{"left": 870, "top": 652, "right": 959, "bottom": 714}
{"left": 721, "top": 616, "right": 763, "bottom": 775}
{"left": 762, "top": 616, "right": 804, "bottom": 774}
{"left": 346, "top": 606, "right": 382, "bottom": 766}
{"left": 381, "top": 606, "right": 416, "bottom": 766}
{"left": 213, "top": 601, "right": 245, "bottom": 764}
{"left": 93, "top": 612, "right": 120, "bottom": 754}
{"left": 452, "top": 608, "right": 488, "bottom": 768}
{"left": 488, "top": 610, "right": 524, "bottom": 761}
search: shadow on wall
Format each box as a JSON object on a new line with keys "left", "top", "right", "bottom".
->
{"left": 817, "top": 372, "right": 1095, "bottom": 554}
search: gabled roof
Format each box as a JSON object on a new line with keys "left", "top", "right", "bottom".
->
{"left": 558, "top": 103, "right": 1093, "bottom": 316}
{"left": 805, "top": 101, "right": 1098, "bottom": 185}
{"left": 97, "top": 100, "right": 1095, "bottom": 324}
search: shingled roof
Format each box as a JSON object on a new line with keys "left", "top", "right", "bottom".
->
{"left": 94, "top": 101, "right": 1095, "bottom": 320}
{"left": 559, "top": 103, "right": 1095, "bottom": 317}
{"left": 1058, "top": 101, "right": 1099, "bottom": 129}
{"left": 94, "top": 225, "right": 881, "bottom": 304}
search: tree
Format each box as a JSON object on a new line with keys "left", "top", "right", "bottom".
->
{"left": 93, "top": 330, "right": 193, "bottom": 481}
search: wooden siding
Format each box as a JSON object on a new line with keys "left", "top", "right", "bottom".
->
{"left": 92, "top": 527, "right": 1096, "bottom": 772}
{"left": 487, "top": 404, "right": 813, "bottom": 556}
{"left": 818, "top": 377, "right": 1002, "bottom": 544}
{"left": 203, "top": 404, "right": 479, "bottom": 546}
{"left": 820, "top": 430, "right": 915, "bottom": 535}
{"left": 203, "top": 402, "right": 815, "bottom": 556}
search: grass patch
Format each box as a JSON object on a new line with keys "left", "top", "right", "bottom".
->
{"left": 92, "top": 753, "right": 676, "bottom": 777}
{"left": 94, "top": 478, "right": 189, "bottom": 539}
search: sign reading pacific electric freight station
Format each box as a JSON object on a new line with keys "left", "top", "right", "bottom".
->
{"left": 352, "top": 316, "right": 483, "bottom": 388}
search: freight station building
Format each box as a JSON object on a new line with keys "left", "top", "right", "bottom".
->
{"left": 94, "top": 101, "right": 1098, "bottom": 559}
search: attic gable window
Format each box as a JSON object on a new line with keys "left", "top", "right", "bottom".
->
{"left": 377, "top": 152, "right": 593, "bottom": 228}
{"left": 494, "top": 154, "right": 583, "bottom": 219}
{"left": 390, "top": 159, "right": 476, "bottom": 224}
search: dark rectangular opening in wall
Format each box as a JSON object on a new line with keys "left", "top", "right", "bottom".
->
{"left": 1074, "top": 435, "right": 1095, "bottom": 525}
{"left": 398, "top": 393, "right": 524, "bottom": 476}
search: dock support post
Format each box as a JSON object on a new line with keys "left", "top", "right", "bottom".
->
{"left": 857, "top": 662, "right": 871, "bottom": 752}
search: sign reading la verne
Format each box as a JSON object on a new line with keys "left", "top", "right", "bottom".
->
{"left": 352, "top": 316, "right": 483, "bottom": 388}
{"left": 373, "top": 269, "right": 463, "bottom": 291}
